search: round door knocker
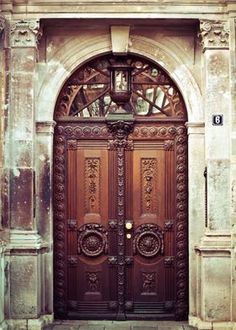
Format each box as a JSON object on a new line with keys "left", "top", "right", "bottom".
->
{"left": 78, "top": 223, "right": 108, "bottom": 257}
{"left": 133, "top": 223, "right": 164, "bottom": 258}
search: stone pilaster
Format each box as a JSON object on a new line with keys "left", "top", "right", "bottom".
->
{"left": 199, "top": 19, "right": 231, "bottom": 233}
{"left": 9, "top": 19, "right": 41, "bottom": 230}
{"left": 5, "top": 20, "right": 48, "bottom": 327}
{"left": 186, "top": 122, "right": 205, "bottom": 319}
{"left": 35, "top": 121, "right": 55, "bottom": 316}
{"left": 190, "top": 20, "right": 232, "bottom": 330}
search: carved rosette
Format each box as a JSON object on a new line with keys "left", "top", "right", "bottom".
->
{"left": 175, "top": 125, "right": 188, "bottom": 319}
{"left": 78, "top": 223, "right": 108, "bottom": 257}
{"left": 53, "top": 125, "right": 67, "bottom": 316}
{"left": 133, "top": 224, "right": 164, "bottom": 258}
{"left": 10, "top": 19, "right": 42, "bottom": 48}
{"left": 199, "top": 20, "right": 229, "bottom": 51}
{"left": 64, "top": 125, "right": 110, "bottom": 139}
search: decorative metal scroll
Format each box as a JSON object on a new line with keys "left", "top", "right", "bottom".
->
{"left": 54, "top": 54, "right": 187, "bottom": 120}
{"left": 78, "top": 223, "right": 108, "bottom": 257}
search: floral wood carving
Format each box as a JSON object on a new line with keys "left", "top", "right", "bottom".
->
{"left": 85, "top": 158, "right": 100, "bottom": 213}
{"left": 10, "top": 19, "right": 42, "bottom": 48}
{"left": 141, "top": 158, "right": 157, "bottom": 213}
{"left": 133, "top": 223, "right": 164, "bottom": 258}
{"left": 199, "top": 20, "right": 229, "bottom": 51}
{"left": 78, "top": 223, "right": 108, "bottom": 257}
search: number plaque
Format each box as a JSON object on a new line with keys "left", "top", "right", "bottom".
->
{"left": 212, "top": 114, "right": 223, "bottom": 126}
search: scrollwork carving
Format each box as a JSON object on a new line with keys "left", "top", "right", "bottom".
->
{"left": 199, "top": 20, "right": 229, "bottom": 51}
{"left": 78, "top": 223, "right": 108, "bottom": 257}
{"left": 10, "top": 19, "right": 42, "bottom": 48}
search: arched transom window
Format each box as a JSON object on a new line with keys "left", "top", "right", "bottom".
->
{"left": 55, "top": 54, "right": 187, "bottom": 120}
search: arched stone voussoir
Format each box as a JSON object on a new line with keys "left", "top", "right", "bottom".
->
{"left": 129, "top": 35, "right": 203, "bottom": 123}
{"left": 36, "top": 34, "right": 111, "bottom": 121}
{"left": 36, "top": 32, "right": 202, "bottom": 123}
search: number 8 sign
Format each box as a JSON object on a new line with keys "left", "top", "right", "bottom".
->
{"left": 212, "top": 114, "right": 223, "bottom": 126}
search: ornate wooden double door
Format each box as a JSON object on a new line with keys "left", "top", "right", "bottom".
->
{"left": 53, "top": 54, "right": 188, "bottom": 320}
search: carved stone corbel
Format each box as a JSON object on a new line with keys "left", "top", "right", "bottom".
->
{"left": 199, "top": 20, "right": 230, "bottom": 51}
{"left": 10, "top": 19, "right": 42, "bottom": 48}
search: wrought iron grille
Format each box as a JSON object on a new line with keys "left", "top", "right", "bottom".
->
{"left": 55, "top": 54, "right": 187, "bottom": 119}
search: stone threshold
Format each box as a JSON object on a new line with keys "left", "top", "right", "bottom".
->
{"left": 43, "top": 320, "right": 197, "bottom": 330}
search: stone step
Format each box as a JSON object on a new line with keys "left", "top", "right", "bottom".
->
{"left": 43, "top": 321, "right": 197, "bottom": 330}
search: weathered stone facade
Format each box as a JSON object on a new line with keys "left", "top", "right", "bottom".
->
{"left": 0, "top": 1, "right": 236, "bottom": 329}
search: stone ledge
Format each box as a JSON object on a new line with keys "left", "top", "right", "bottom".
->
{"left": 195, "top": 232, "right": 232, "bottom": 256}
{"left": 5, "top": 230, "right": 51, "bottom": 254}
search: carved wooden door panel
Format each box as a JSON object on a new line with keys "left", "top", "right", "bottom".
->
{"left": 124, "top": 123, "right": 187, "bottom": 319}
{"left": 54, "top": 120, "right": 187, "bottom": 320}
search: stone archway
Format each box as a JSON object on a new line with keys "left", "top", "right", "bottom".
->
{"left": 35, "top": 31, "right": 204, "bottom": 323}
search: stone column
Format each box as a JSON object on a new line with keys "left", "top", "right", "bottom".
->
{"left": 190, "top": 20, "right": 232, "bottom": 330}
{"left": 5, "top": 19, "right": 47, "bottom": 329}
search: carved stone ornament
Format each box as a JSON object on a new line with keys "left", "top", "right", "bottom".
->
{"left": 0, "top": 16, "right": 6, "bottom": 36}
{"left": 133, "top": 224, "right": 164, "bottom": 258}
{"left": 10, "top": 19, "right": 42, "bottom": 48}
{"left": 199, "top": 20, "right": 229, "bottom": 51}
{"left": 78, "top": 223, "right": 108, "bottom": 257}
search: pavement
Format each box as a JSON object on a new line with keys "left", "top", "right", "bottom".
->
{"left": 43, "top": 320, "right": 197, "bottom": 330}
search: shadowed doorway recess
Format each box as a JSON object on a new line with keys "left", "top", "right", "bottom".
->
{"left": 53, "top": 54, "right": 188, "bottom": 321}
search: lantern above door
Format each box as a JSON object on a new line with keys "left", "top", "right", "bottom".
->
{"left": 109, "top": 60, "right": 133, "bottom": 108}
